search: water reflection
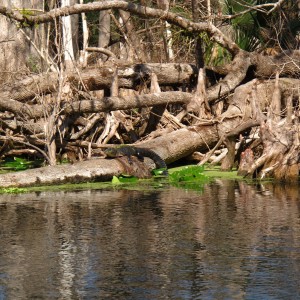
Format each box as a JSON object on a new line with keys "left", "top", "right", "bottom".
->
{"left": 0, "top": 181, "right": 300, "bottom": 299}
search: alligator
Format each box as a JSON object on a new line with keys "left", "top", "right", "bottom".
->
{"left": 104, "top": 145, "right": 168, "bottom": 175}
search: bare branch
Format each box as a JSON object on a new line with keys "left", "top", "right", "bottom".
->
{"left": 219, "top": 0, "right": 287, "bottom": 20}
{"left": 1, "top": 136, "right": 51, "bottom": 164}
{"left": 86, "top": 47, "right": 116, "bottom": 59}
{"left": 207, "top": 51, "right": 251, "bottom": 103}
{"left": 0, "top": 1, "right": 240, "bottom": 55}
{"left": 267, "top": 0, "right": 286, "bottom": 15}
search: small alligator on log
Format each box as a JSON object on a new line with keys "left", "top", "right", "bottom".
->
{"left": 104, "top": 145, "right": 168, "bottom": 175}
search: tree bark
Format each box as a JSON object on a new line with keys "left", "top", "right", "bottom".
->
{"left": 61, "top": 0, "right": 75, "bottom": 70}
{"left": 0, "top": 91, "right": 193, "bottom": 119}
{"left": 0, "top": 0, "right": 45, "bottom": 84}
{"left": 0, "top": 63, "right": 197, "bottom": 103}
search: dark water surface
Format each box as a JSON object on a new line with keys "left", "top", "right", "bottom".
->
{"left": 1, "top": 180, "right": 300, "bottom": 299}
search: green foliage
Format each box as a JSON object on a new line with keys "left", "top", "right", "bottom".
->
{"left": 222, "top": 0, "right": 300, "bottom": 51}
{"left": 111, "top": 175, "right": 139, "bottom": 184}
{"left": 169, "top": 165, "right": 210, "bottom": 192}
{"left": 169, "top": 165, "right": 208, "bottom": 182}
{"left": 0, "top": 187, "right": 28, "bottom": 194}
{"left": 223, "top": 0, "right": 261, "bottom": 52}
{"left": 152, "top": 168, "right": 168, "bottom": 176}
{"left": 0, "top": 157, "right": 35, "bottom": 171}
{"left": 110, "top": 165, "right": 211, "bottom": 191}
{"left": 202, "top": 33, "right": 232, "bottom": 65}
{"left": 111, "top": 167, "right": 167, "bottom": 184}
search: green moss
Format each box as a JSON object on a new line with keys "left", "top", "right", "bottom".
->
{"left": 20, "top": 9, "right": 35, "bottom": 17}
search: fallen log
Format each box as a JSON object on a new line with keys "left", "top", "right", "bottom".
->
{"left": 0, "top": 154, "right": 159, "bottom": 187}
{"left": 0, "top": 63, "right": 197, "bottom": 104}
{"left": 0, "top": 117, "right": 243, "bottom": 187}
{"left": 0, "top": 91, "right": 193, "bottom": 120}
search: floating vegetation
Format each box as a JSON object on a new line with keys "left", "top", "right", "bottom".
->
{"left": 169, "top": 165, "right": 211, "bottom": 192}
{"left": 0, "top": 157, "right": 41, "bottom": 171}
{"left": 111, "top": 175, "right": 139, "bottom": 184}
{"left": 169, "top": 165, "right": 208, "bottom": 182}
{"left": 0, "top": 187, "right": 28, "bottom": 194}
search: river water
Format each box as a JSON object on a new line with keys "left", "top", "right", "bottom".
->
{"left": 0, "top": 180, "right": 300, "bottom": 299}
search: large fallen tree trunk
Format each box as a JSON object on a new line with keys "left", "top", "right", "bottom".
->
{"left": 0, "top": 116, "right": 243, "bottom": 187}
